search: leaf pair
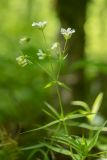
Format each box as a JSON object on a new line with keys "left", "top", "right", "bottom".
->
{"left": 22, "top": 108, "right": 92, "bottom": 134}
{"left": 44, "top": 80, "right": 71, "bottom": 90}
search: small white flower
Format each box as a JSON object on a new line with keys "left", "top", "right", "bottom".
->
{"left": 19, "top": 37, "right": 30, "bottom": 44}
{"left": 51, "top": 42, "right": 59, "bottom": 50}
{"left": 37, "top": 49, "right": 46, "bottom": 60}
{"left": 32, "top": 21, "right": 47, "bottom": 30}
{"left": 16, "top": 55, "right": 30, "bottom": 67}
{"left": 61, "top": 27, "right": 75, "bottom": 40}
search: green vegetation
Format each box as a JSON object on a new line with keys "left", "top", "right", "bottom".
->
{"left": 0, "top": 0, "right": 107, "bottom": 159}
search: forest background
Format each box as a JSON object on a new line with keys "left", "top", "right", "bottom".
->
{"left": 0, "top": 0, "right": 107, "bottom": 159}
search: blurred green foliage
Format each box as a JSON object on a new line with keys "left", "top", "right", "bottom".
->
{"left": 85, "top": 0, "right": 107, "bottom": 62}
{"left": 0, "top": 0, "right": 107, "bottom": 159}
{"left": 0, "top": 0, "right": 59, "bottom": 124}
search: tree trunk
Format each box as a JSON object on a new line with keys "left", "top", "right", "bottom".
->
{"left": 56, "top": 0, "right": 88, "bottom": 100}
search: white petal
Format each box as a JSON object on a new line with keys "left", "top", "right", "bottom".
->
{"left": 37, "top": 53, "right": 43, "bottom": 56}
{"left": 61, "top": 28, "right": 66, "bottom": 33}
{"left": 32, "top": 22, "right": 36, "bottom": 26}
{"left": 67, "top": 28, "right": 71, "bottom": 32}
{"left": 71, "top": 29, "right": 75, "bottom": 33}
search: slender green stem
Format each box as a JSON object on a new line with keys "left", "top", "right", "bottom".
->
{"left": 41, "top": 28, "right": 68, "bottom": 135}
{"left": 56, "top": 46, "right": 69, "bottom": 134}
{"left": 56, "top": 85, "right": 68, "bottom": 134}
{"left": 57, "top": 53, "right": 62, "bottom": 80}
{"left": 42, "top": 29, "right": 47, "bottom": 49}
{"left": 69, "top": 145, "right": 76, "bottom": 160}
{"left": 63, "top": 119, "right": 68, "bottom": 135}
{"left": 41, "top": 29, "right": 56, "bottom": 79}
{"left": 56, "top": 85, "right": 63, "bottom": 116}
{"left": 63, "top": 39, "right": 68, "bottom": 55}
{"left": 49, "top": 57, "right": 56, "bottom": 80}
{"left": 57, "top": 39, "right": 68, "bottom": 85}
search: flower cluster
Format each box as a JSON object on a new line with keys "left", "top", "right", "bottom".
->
{"left": 61, "top": 28, "right": 75, "bottom": 40}
{"left": 16, "top": 21, "right": 75, "bottom": 66}
{"left": 37, "top": 49, "right": 46, "bottom": 60}
{"left": 16, "top": 55, "right": 30, "bottom": 67}
{"left": 32, "top": 21, "right": 47, "bottom": 30}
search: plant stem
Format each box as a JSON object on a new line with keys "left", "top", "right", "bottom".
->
{"left": 56, "top": 85, "right": 68, "bottom": 135}
{"left": 42, "top": 29, "right": 47, "bottom": 49}
{"left": 63, "top": 39, "right": 68, "bottom": 55}
{"left": 41, "top": 29, "right": 68, "bottom": 135}
{"left": 57, "top": 53, "right": 62, "bottom": 80}
{"left": 56, "top": 85, "right": 63, "bottom": 116}
{"left": 41, "top": 29, "right": 56, "bottom": 79}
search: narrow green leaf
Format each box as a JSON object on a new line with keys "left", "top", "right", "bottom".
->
{"left": 27, "top": 149, "right": 49, "bottom": 160}
{"left": 64, "top": 113, "right": 93, "bottom": 121}
{"left": 73, "top": 123, "right": 101, "bottom": 131}
{"left": 43, "top": 143, "right": 72, "bottom": 157}
{"left": 21, "top": 144, "right": 44, "bottom": 151}
{"left": 57, "top": 81, "right": 71, "bottom": 90}
{"left": 52, "top": 136, "right": 80, "bottom": 152}
{"left": 42, "top": 109, "right": 57, "bottom": 119}
{"left": 92, "top": 92, "right": 103, "bottom": 113}
{"left": 63, "top": 54, "right": 68, "bottom": 60}
{"left": 39, "top": 149, "right": 49, "bottom": 160}
{"left": 71, "top": 101, "right": 90, "bottom": 112}
{"left": 44, "top": 102, "right": 59, "bottom": 118}
{"left": 92, "top": 93, "right": 103, "bottom": 113}
{"left": 67, "top": 122, "right": 107, "bottom": 132}
{"left": 44, "top": 81, "right": 56, "bottom": 89}
{"left": 27, "top": 149, "right": 39, "bottom": 160}
{"left": 89, "top": 92, "right": 103, "bottom": 121}
{"left": 88, "top": 121, "right": 107, "bottom": 151}
{"left": 21, "top": 120, "right": 60, "bottom": 134}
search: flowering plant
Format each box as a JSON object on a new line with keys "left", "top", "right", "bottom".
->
{"left": 61, "top": 27, "right": 75, "bottom": 40}
{"left": 16, "top": 21, "right": 107, "bottom": 160}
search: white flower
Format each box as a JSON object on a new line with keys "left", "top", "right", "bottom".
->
{"left": 16, "top": 55, "right": 30, "bottom": 67}
{"left": 61, "top": 28, "right": 75, "bottom": 40}
{"left": 32, "top": 21, "right": 47, "bottom": 30}
{"left": 37, "top": 49, "right": 46, "bottom": 60}
{"left": 19, "top": 37, "right": 30, "bottom": 44}
{"left": 51, "top": 42, "right": 59, "bottom": 50}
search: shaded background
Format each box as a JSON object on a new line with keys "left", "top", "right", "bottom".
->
{"left": 0, "top": 0, "right": 107, "bottom": 159}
